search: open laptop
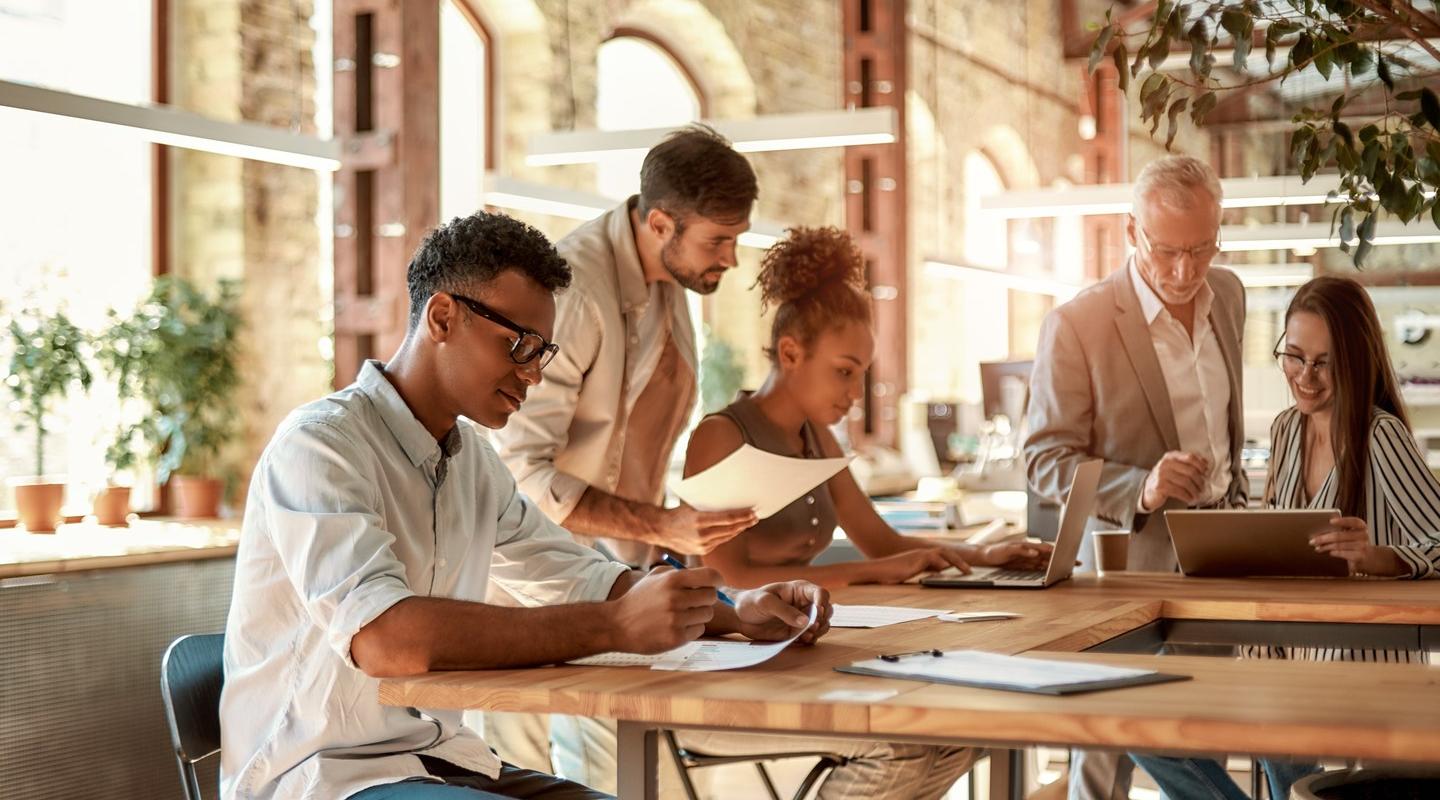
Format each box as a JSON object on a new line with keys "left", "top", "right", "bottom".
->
{"left": 921, "top": 459, "right": 1102, "bottom": 589}
{"left": 1165, "top": 509, "right": 1348, "bottom": 578}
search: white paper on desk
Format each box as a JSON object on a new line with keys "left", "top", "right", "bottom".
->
{"left": 850, "top": 650, "right": 1157, "bottom": 692}
{"left": 570, "top": 604, "right": 819, "bottom": 672}
{"left": 674, "top": 444, "right": 852, "bottom": 519}
{"left": 830, "top": 605, "right": 951, "bottom": 628}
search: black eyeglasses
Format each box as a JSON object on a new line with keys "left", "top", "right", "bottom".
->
{"left": 1271, "top": 334, "right": 1329, "bottom": 379}
{"left": 448, "top": 292, "right": 560, "bottom": 369}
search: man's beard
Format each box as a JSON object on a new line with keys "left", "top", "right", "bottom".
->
{"left": 661, "top": 235, "right": 725, "bottom": 295}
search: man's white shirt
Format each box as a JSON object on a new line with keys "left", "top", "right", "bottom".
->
{"left": 219, "top": 360, "right": 628, "bottom": 800}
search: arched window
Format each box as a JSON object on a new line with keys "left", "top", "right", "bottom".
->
{"left": 595, "top": 35, "right": 702, "bottom": 200}
{"left": 439, "top": 0, "right": 490, "bottom": 221}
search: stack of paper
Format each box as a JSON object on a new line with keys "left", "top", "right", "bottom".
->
{"left": 570, "top": 605, "right": 820, "bottom": 672}
{"left": 830, "top": 605, "right": 951, "bottom": 628}
{"left": 838, "top": 650, "right": 1189, "bottom": 695}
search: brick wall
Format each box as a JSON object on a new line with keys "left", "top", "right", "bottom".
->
{"left": 173, "top": 0, "right": 329, "bottom": 502}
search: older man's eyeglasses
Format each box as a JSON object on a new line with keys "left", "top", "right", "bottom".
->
{"left": 448, "top": 292, "right": 559, "bottom": 369}
{"left": 1136, "top": 225, "right": 1220, "bottom": 266}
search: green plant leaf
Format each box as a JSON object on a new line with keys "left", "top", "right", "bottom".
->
{"left": 1355, "top": 211, "right": 1377, "bottom": 267}
{"left": 1166, "top": 96, "right": 1190, "bottom": 148}
{"left": 1191, "top": 90, "right": 1218, "bottom": 123}
{"left": 1220, "top": 8, "right": 1248, "bottom": 39}
{"left": 1314, "top": 46, "right": 1334, "bottom": 80}
{"left": 1348, "top": 46, "right": 1373, "bottom": 77}
{"left": 1377, "top": 57, "right": 1394, "bottom": 90}
{"left": 1333, "top": 120, "right": 1354, "bottom": 150}
{"left": 1290, "top": 126, "right": 1315, "bottom": 163}
{"left": 1339, "top": 206, "right": 1355, "bottom": 242}
{"left": 1114, "top": 41, "right": 1130, "bottom": 92}
{"left": 1422, "top": 89, "right": 1440, "bottom": 132}
{"left": 1433, "top": 197, "right": 1440, "bottom": 230}
{"left": 1149, "top": 34, "right": 1171, "bottom": 69}
{"left": 1291, "top": 33, "right": 1314, "bottom": 68}
{"left": 1417, "top": 157, "right": 1440, "bottom": 187}
{"left": 1396, "top": 90, "right": 1424, "bottom": 101}
{"left": 1089, "top": 24, "right": 1115, "bottom": 73}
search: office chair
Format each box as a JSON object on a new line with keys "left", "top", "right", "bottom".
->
{"left": 161, "top": 633, "right": 226, "bottom": 800}
{"left": 662, "top": 729, "right": 847, "bottom": 800}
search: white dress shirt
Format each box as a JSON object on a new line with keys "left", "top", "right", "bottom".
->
{"left": 493, "top": 197, "right": 699, "bottom": 561}
{"left": 219, "top": 360, "right": 629, "bottom": 800}
{"left": 1129, "top": 262, "right": 1234, "bottom": 508}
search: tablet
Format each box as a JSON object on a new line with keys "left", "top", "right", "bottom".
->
{"left": 1164, "top": 509, "right": 1348, "bottom": 578}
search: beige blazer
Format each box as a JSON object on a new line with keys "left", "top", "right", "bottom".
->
{"left": 1024, "top": 264, "right": 1247, "bottom": 572}
{"left": 493, "top": 198, "right": 698, "bottom": 562}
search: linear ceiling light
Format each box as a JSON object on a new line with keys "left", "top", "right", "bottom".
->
{"left": 923, "top": 259, "right": 1084, "bottom": 299}
{"left": 979, "top": 175, "right": 1356, "bottom": 218}
{"left": 1228, "top": 263, "right": 1315, "bottom": 288}
{"left": 1219, "top": 220, "right": 1440, "bottom": 252}
{"left": 0, "top": 79, "right": 341, "bottom": 171}
{"left": 526, "top": 108, "right": 896, "bottom": 166}
{"left": 483, "top": 174, "right": 783, "bottom": 250}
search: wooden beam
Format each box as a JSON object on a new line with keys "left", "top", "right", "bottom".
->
{"left": 843, "top": 0, "right": 907, "bottom": 447}
{"left": 332, "top": 0, "right": 440, "bottom": 387}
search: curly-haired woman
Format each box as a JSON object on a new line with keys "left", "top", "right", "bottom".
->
{"left": 684, "top": 226, "right": 1053, "bottom": 589}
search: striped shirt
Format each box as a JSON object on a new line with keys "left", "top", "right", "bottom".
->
{"left": 1249, "top": 406, "right": 1440, "bottom": 664}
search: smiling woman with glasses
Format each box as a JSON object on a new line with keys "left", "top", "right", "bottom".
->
{"left": 448, "top": 291, "right": 560, "bottom": 369}
{"left": 1133, "top": 274, "right": 1440, "bottom": 800}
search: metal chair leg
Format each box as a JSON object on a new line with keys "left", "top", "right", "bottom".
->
{"left": 793, "top": 757, "right": 843, "bottom": 800}
{"left": 755, "top": 762, "right": 783, "bottom": 800}
{"left": 663, "top": 730, "right": 703, "bottom": 800}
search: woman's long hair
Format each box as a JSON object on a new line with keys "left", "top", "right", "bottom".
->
{"left": 1282, "top": 276, "right": 1408, "bottom": 517}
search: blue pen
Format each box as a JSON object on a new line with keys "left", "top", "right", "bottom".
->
{"left": 660, "top": 553, "right": 736, "bottom": 608}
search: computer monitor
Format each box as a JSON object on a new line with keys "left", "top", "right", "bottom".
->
{"left": 979, "top": 360, "right": 1034, "bottom": 420}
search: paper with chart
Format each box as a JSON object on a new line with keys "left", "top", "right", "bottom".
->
{"left": 569, "top": 604, "right": 820, "bottom": 672}
{"left": 830, "top": 605, "right": 951, "bottom": 628}
{"left": 674, "top": 444, "right": 852, "bottom": 519}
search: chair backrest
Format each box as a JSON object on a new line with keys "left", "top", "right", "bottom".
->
{"left": 161, "top": 632, "right": 225, "bottom": 798}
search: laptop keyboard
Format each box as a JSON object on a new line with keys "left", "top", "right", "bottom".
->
{"left": 988, "top": 568, "right": 1046, "bottom": 581}
{"left": 928, "top": 566, "right": 1045, "bottom": 581}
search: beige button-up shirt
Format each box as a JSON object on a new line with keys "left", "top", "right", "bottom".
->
{"left": 494, "top": 197, "right": 700, "bottom": 564}
{"left": 1128, "top": 262, "right": 1233, "bottom": 508}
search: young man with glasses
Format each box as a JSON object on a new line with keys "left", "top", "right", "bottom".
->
{"left": 219, "top": 212, "right": 829, "bottom": 800}
{"left": 1024, "top": 155, "right": 1248, "bottom": 800}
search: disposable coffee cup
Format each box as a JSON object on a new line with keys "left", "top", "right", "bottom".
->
{"left": 1093, "top": 530, "right": 1131, "bottom": 575}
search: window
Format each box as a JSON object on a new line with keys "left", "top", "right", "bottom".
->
{"left": 595, "top": 36, "right": 701, "bottom": 200}
{"left": 439, "top": 0, "right": 488, "bottom": 222}
{"left": 594, "top": 34, "right": 710, "bottom": 475}
{"left": 0, "top": 3, "right": 154, "bottom": 512}
{"left": 958, "top": 151, "right": 1012, "bottom": 403}
{"left": 1, "top": 1, "right": 336, "bottom": 517}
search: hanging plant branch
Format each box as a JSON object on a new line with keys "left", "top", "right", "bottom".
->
{"left": 1089, "top": 0, "right": 1440, "bottom": 267}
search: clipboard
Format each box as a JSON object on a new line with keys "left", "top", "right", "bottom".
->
{"left": 835, "top": 650, "right": 1191, "bottom": 696}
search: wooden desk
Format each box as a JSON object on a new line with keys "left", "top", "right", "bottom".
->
{"left": 380, "top": 575, "right": 1440, "bottom": 799}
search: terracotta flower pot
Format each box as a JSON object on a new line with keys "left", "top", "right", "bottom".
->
{"left": 93, "top": 486, "right": 132, "bottom": 527}
{"left": 11, "top": 479, "right": 66, "bottom": 533}
{"left": 171, "top": 475, "right": 222, "bottom": 519}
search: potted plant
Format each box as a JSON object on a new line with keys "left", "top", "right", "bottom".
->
{"left": 5, "top": 306, "right": 92, "bottom": 532}
{"left": 106, "top": 277, "right": 243, "bottom": 519}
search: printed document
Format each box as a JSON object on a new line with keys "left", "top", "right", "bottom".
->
{"left": 830, "top": 605, "right": 951, "bottom": 628}
{"left": 571, "top": 604, "right": 820, "bottom": 672}
{"left": 674, "top": 444, "right": 852, "bottom": 519}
